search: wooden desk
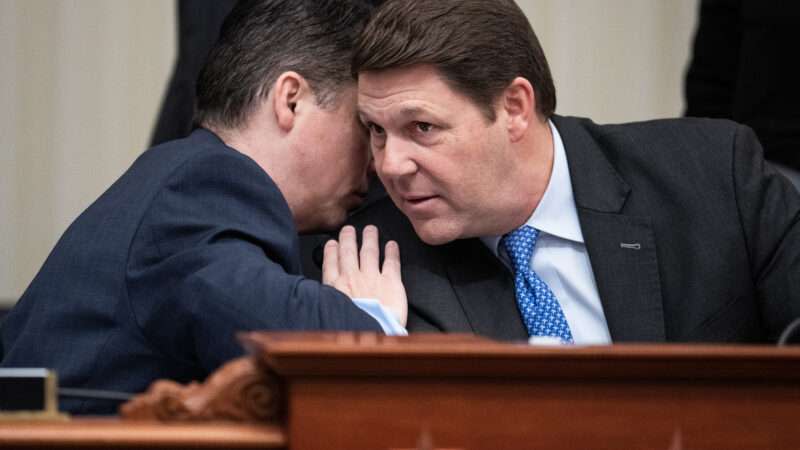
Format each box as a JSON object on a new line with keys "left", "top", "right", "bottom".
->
{"left": 2, "top": 333, "right": 799, "bottom": 450}
{"left": 245, "top": 333, "right": 800, "bottom": 450}
{"left": 0, "top": 419, "right": 286, "bottom": 449}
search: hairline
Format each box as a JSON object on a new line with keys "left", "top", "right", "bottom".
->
{"left": 356, "top": 65, "right": 512, "bottom": 125}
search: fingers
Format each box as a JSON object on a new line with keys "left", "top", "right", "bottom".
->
{"left": 382, "top": 240, "right": 401, "bottom": 277}
{"left": 380, "top": 240, "right": 407, "bottom": 327}
{"left": 338, "top": 225, "right": 359, "bottom": 273}
{"left": 359, "top": 225, "right": 380, "bottom": 275}
{"left": 321, "top": 239, "right": 339, "bottom": 284}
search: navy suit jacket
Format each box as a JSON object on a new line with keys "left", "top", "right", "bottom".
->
{"left": 1, "top": 129, "right": 380, "bottom": 414}
{"left": 349, "top": 116, "right": 800, "bottom": 343}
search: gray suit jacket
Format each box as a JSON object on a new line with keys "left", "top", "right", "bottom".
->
{"left": 349, "top": 116, "right": 800, "bottom": 343}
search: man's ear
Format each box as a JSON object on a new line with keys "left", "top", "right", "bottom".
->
{"left": 272, "top": 71, "right": 308, "bottom": 132}
{"left": 502, "top": 77, "right": 538, "bottom": 142}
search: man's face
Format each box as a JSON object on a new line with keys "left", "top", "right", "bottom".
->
{"left": 294, "top": 84, "right": 370, "bottom": 232}
{"left": 358, "top": 65, "right": 517, "bottom": 245}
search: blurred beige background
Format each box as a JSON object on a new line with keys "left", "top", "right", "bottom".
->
{"left": 0, "top": 0, "right": 698, "bottom": 306}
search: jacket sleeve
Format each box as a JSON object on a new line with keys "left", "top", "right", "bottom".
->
{"left": 126, "top": 149, "right": 381, "bottom": 372}
{"left": 731, "top": 124, "right": 800, "bottom": 339}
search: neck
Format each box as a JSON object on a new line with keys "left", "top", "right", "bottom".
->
{"left": 208, "top": 119, "right": 303, "bottom": 225}
{"left": 504, "top": 118, "right": 554, "bottom": 233}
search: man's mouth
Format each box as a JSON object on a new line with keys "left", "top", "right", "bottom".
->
{"left": 404, "top": 194, "right": 437, "bottom": 205}
{"left": 399, "top": 194, "right": 441, "bottom": 215}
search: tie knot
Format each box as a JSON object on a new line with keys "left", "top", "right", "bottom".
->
{"left": 501, "top": 225, "right": 539, "bottom": 272}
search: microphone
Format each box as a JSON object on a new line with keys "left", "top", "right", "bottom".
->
{"left": 1, "top": 368, "right": 133, "bottom": 414}
{"left": 59, "top": 387, "right": 133, "bottom": 402}
{"left": 777, "top": 317, "right": 800, "bottom": 346}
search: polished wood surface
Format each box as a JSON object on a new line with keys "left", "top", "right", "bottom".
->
{"left": 0, "top": 419, "right": 286, "bottom": 449}
{"left": 241, "top": 332, "right": 800, "bottom": 450}
{"left": 242, "top": 332, "right": 800, "bottom": 379}
{"left": 4, "top": 333, "right": 800, "bottom": 449}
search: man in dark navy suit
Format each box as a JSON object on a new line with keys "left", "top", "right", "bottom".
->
{"left": 1, "top": 0, "right": 406, "bottom": 414}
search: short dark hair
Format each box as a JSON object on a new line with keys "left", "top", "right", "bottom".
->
{"left": 195, "top": 0, "right": 374, "bottom": 130}
{"left": 353, "top": 0, "right": 556, "bottom": 121}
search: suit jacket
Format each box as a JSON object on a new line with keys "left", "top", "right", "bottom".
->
{"left": 1, "top": 129, "right": 380, "bottom": 414}
{"left": 349, "top": 116, "right": 800, "bottom": 343}
{"left": 685, "top": 0, "right": 800, "bottom": 169}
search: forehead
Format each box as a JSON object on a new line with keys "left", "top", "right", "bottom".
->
{"left": 357, "top": 64, "right": 469, "bottom": 119}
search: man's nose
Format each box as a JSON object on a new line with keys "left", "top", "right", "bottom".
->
{"left": 377, "top": 137, "right": 417, "bottom": 179}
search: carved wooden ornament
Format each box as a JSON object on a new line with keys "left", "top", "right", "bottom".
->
{"left": 119, "top": 357, "right": 282, "bottom": 423}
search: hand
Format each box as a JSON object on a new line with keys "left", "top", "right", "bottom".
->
{"left": 322, "top": 225, "right": 408, "bottom": 327}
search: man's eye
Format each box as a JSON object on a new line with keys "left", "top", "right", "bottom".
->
{"left": 367, "top": 123, "right": 385, "bottom": 135}
{"left": 416, "top": 122, "right": 433, "bottom": 133}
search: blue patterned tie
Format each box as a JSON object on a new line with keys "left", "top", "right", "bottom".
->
{"left": 502, "top": 225, "right": 574, "bottom": 343}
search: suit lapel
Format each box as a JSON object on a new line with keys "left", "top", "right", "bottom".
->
{"left": 578, "top": 211, "right": 665, "bottom": 341}
{"left": 553, "top": 116, "right": 666, "bottom": 342}
{"left": 443, "top": 239, "right": 528, "bottom": 341}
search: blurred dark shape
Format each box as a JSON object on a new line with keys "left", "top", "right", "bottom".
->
{"left": 685, "top": 0, "right": 800, "bottom": 170}
{"left": 150, "top": 0, "right": 237, "bottom": 146}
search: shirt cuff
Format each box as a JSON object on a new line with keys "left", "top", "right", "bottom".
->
{"left": 352, "top": 298, "right": 408, "bottom": 336}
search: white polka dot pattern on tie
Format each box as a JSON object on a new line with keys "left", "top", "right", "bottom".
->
{"left": 502, "top": 225, "right": 574, "bottom": 343}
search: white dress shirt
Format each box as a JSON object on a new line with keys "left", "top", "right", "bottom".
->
{"left": 481, "top": 121, "right": 612, "bottom": 345}
{"left": 353, "top": 298, "right": 407, "bottom": 335}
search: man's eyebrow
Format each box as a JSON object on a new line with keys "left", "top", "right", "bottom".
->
{"left": 398, "top": 106, "right": 430, "bottom": 118}
{"left": 357, "top": 106, "right": 431, "bottom": 123}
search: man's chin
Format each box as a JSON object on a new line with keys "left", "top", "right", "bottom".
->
{"left": 410, "top": 219, "right": 461, "bottom": 246}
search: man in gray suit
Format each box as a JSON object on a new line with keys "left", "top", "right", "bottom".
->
{"left": 348, "top": 0, "right": 800, "bottom": 343}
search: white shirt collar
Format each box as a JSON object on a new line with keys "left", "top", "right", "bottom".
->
{"left": 481, "top": 120, "right": 584, "bottom": 256}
